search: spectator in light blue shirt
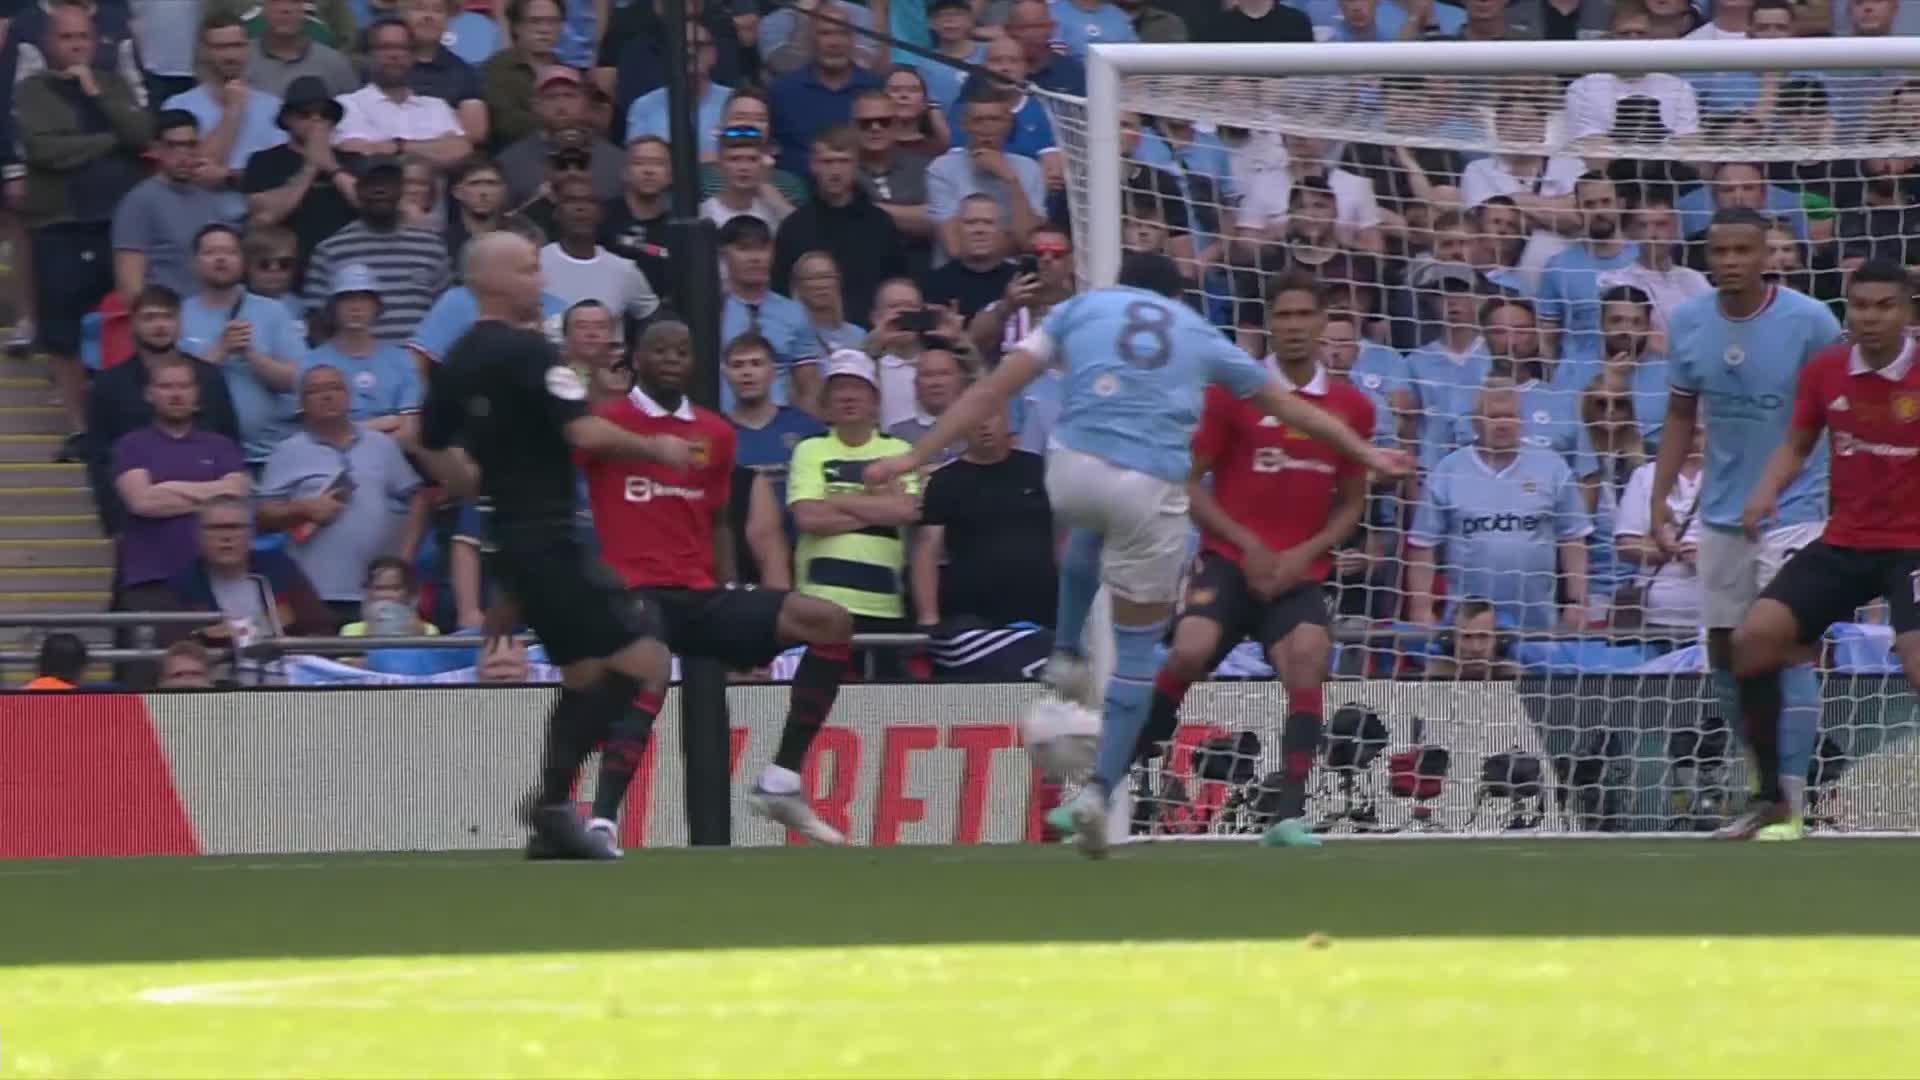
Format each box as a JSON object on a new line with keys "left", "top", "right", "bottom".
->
{"left": 624, "top": 20, "right": 730, "bottom": 154}
{"left": 1537, "top": 174, "right": 1640, "bottom": 382}
{"left": 1405, "top": 282, "right": 1491, "bottom": 470}
{"left": 447, "top": 7, "right": 504, "bottom": 65}
{"left": 165, "top": 13, "right": 286, "bottom": 218}
{"left": 178, "top": 225, "right": 303, "bottom": 464}
{"left": 1471, "top": 298, "right": 1599, "bottom": 481}
{"left": 1322, "top": 309, "right": 1410, "bottom": 448}
{"left": 922, "top": 0, "right": 988, "bottom": 112}
{"left": 928, "top": 88, "right": 1047, "bottom": 263}
{"left": 789, "top": 251, "right": 870, "bottom": 361}
{"left": 1048, "top": 0, "right": 1136, "bottom": 56}
{"left": 1407, "top": 382, "right": 1593, "bottom": 632}
{"left": 407, "top": 283, "right": 570, "bottom": 364}
{"left": 302, "top": 264, "right": 424, "bottom": 447}
{"left": 719, "top": 216, "right": 819, "bottom": 410}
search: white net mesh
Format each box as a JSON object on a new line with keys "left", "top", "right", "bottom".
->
{"left": 1036, "top": 54, "right": 1920, "bottom": 837}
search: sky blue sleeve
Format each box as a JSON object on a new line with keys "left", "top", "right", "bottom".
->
{"left": 1408, "top": 461, "right": 1449, "bottom": 546}
{"left": 1206, "top": 335, "right": 1270, "bottom": 399}
{"left": 1806, "top": 301, "right": 1843, "bottom": 354}
{"left": 1553, "top": 463, "right": 1593, "bottom": 540}
{"left": 1571, "top": 417, "right": 1599, "bottom": 479}
{"left": 262, "top": 302, "right": 303, "bottom": 364}
{"left": 394, "top": 349, "right": 424, "bottom": 410}
{"left": 926, "top": 158, "right": 960, "bottom": 222}
{"left": 1535, "top": 263, "right": 1565, "bottom": 326}
{"left": 409, "top": 294, "right": 462, "bottom": 360}
{"left": 1666, "top": 310, "right": 1699, "bottom": 393}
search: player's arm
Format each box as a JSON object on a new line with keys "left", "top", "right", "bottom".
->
{"left": 1249, "top": 377, "right": 1410, "bottom": 476}
{"left": 1744, "top": 384, "right": 1825, "bottom": 540}
{"left": 1647, "top": 390, "right": 1700, "bottom": 554}
{"left": 1186, "top": 455, "right": 1264, "bottom": 560}
{"left": 710, "top": 497, "right": 738, "bottom": 584}
{"left": 563, "top": 415, "right": 692, "bottom": 468}
{"left": 866, "top": 348, "right": 1046, "bottom": 486}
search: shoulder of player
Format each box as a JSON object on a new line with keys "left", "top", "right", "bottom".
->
{"left": 1807, "top": 342, "right": 1852, "bottom": 372}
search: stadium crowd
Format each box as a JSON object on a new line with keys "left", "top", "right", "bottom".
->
{"left": 2, "top": 0, "right": 1911, "bottom": 688}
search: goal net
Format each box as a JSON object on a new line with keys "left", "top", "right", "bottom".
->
{"left": 1035, "top": 37, "right": 1920, "bottom": 837}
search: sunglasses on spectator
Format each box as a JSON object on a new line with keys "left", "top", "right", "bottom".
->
{"left": 854, "top": 116, "right": 893, "bottom": 130}
{"left": 1031, "top": 242, "right": 1070, "bottom": 258}
{"left": 253, "top": 257, "right": 296, "bottom": 271}
{"left": 720, "top": 125, "right": 764, "bottom": 141}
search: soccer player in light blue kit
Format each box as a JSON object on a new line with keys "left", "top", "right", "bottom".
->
{"left": 1651, "top": 207, "right": 1843, "bottom": 841}
{"left": 865, "top": 254, "right": 1410, "bottom": 856}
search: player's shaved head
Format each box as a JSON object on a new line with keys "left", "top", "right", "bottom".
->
{"left": 466, "top": 232, "right": 543, "bottom": 324}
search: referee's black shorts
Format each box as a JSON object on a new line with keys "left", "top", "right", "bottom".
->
{"left": 635, "top": 585, "right": 789, "bottom": 670}
{"left": 1760, "top": 539, "right": 1920, "bottom": 645}
{"left": 1179, "top": 550, "right": 1331, "bottom": 666}
{"left": 493, "top": 537, "right": 661, "bottom": 667}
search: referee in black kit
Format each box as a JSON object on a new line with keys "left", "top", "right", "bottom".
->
{"left": 416, "top": 232, "right": 692, "bottom": 861}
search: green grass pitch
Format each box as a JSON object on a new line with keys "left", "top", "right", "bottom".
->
{"left": 3, "top": 840, "right": 1920, "bottom": 1078}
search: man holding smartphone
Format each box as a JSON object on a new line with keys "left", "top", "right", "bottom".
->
{"left": 968, "top": 223, "right": 1076, "bottom": 363}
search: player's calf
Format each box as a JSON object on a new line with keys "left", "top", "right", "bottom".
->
{"left": 1138, "top": 616, "right": 1223, "bottom": 763}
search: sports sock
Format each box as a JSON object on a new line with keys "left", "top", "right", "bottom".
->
{"left": 536, "top": 687, "right": 602, "bottom": 806}
{"left": 1136, "top": 668, "right": 1192, "bottom": 763}
{"left": 772, "top": 642, "right": 850, "bottom": 775}
{"left": 1054, "top": 528, "right": 1102, "bottom": 657}
{"left": 589, "top": 676, "right": 661, "bottom": 822}
{"left": 1778, "top": 662, "right": 1821, "bottom": 817}
{"left": 1091, "top": 619, "right": 1169, "bottom": 793}
{"left": 1278, "top": 685, "right": 1325, "bottom": 820}
{"left": 1737, "top": 669, "right": 1785, "bottom": 804}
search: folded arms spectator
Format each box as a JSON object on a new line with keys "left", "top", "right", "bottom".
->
{"left": 335, "top": 18, "right": 473, "bottom": 167}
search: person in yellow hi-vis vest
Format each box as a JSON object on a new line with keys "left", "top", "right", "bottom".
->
{"left": 787, "top": 349, "right": 922, "bottom": 674}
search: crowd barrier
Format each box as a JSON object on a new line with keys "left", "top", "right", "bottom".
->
{"left": 4, "top": 676, "right": 1918, "bottom": 858}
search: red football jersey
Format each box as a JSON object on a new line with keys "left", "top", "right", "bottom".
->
{"left": 1792, "top": 341, "right": 1920, "bottom": 550}
{"left": 1191, "top": 365, "right": 1375, "bottom": 579}
{"left": 582, "top": 391, "right": 737, "bottom": 589}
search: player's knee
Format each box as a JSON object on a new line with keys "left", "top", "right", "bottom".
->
{"left": 1165, "top": 621, "right": 1218, "bottom": 680}
{"left": 1277, "top": 632, "right": 1331, "bottom": 688}
{"left": 784, "top": 594, "right": 852, "bottom": 644}
{"left": 1731, "top": 609, "right": 1795, "bottom": 679}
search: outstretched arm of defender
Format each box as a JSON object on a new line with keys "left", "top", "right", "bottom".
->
{"left": 1743, "top": 424, "right": 1820, "bottom": 540}
{"left": 1251, "top": 378, "right": 1412, "bottom": 477}
{"left": 865, "top": 348, "right": 1045, "bottom": 487}
{"left": 564, "top": 416, "right": 693, "bottom": 469}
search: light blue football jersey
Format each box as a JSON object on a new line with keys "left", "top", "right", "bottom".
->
{"left": 1344, "top": 342, "right": 1409, "bottom": 448}
{"left": 1537, "top": 242, "right": 1641, "bottom": 365}
{"left": 1406, "top": 338, "right": 1490, "bottom": 470}
{"left": 1666, "top": 286, "right": 1842, "bottom": 530}
{"left": 1409, "top": 445, "right": 1593, "bottom": 631}
{"left": 1455, "top": 378, "right": 1599, "bottom": 479}
{"left": 1039, "top": 286, "right": 1269, "bottom": 484}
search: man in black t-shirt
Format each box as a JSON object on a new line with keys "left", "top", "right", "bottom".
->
{"left": 915, "top": 408, "right": 1057, "bottom": 629}
{"left": 417, "top": 232, "right": 691, "bottom": 861}
{"left": 920, "top": 194, "right": 1015, "bottom": 321}
{"left": 242, "top": 78, "right": 364, "bottom": 268}
{"left": 599, "top": 135, "right": 674, "bottom": 305}
{"left": 1189, "top": 0, "right": 1313, "bottom": 42}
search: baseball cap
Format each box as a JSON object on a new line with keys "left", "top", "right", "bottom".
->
{"left": 330, "top": 263, "right": 382, "bottom": 300}
{"left": 536, "top": 65, "right": 585, "bottom": 93}
{"left": 822, "top": 348, "right": 878, "bottom": 390}
{"left": 358, "top": 155, "right": 405, "bottom": 179}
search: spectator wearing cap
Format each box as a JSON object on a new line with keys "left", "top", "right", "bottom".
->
{"left": 922, "top": 195, "right": 1014, "bottom": 321}
{"left": 1563, "top": 2, "right": 1700, "bottom": 143}
{"left": 928, "top": 86, "right": 1046, "bottom": 262}
{"left": 600, "top": 135, "right": 673, "bottom": 302}
{"left": 849, "top": 88, "right": 934, "bottom": 262}
{"left": 1406, "top": 276, "right": 1492, "bottom": 471}
{"left": 773, "top": 125, "right": 909, "bottom": 329}
{"left": 258, "top": 364, "right": 429, "bottom": 624}
{"left": 15, "top": 1, "right": 153, "bottom": 459}
{"left": 301, "top": 156, "right": 453, "bottom": 346}
{"left": 539, "top": 174, "right": 660, "bottom": 339}
{"left": 334, "top": 18, "right": 473, "bottom": 167}
{"left": 112, "top": 111, "right": 243, "bottom": 305}
{"left": 480, "top": 0, "right": 566, "bottom": 151}
{"left": 701, "top": 121, "right": 795, "bottom": 231}
{"left": 497, "top": 64, "right": 623, "bottom": 208}
{"left": 243, "top": 77, "right": 364, "bottom": 266}
{"left": 402, "top": 0, "right": 489, "bottom": 146}
{"left": 623, "top": 19, "right": 730, "bottom": 156}
{"left": 180, "top": 224, "right": 304, "bottom": 466}
{"left": 768, "top": 2, "right": 883, "bottom": 177}
{"left": 302, "top": 263, "right": 424, "bottom": 446}
{"left": 718, "top": 216, "right": 818, "bottom": 410}
{"left": 163, "top": 13, "right": 289, "bottom": 211}
{"left": 247, "top": 0, "right": 360, "bottom": 97}
{"left": 787, "top": 349, "right": 921, "bottom": 634}
{"left": 86, "top": 286, "right": 245, "bottom": 536}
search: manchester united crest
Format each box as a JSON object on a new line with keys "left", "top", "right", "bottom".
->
{"left": 1895, "top": 394, "right": 1920, "bottom": 423}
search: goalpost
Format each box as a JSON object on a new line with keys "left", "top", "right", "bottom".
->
{"left": 1036, "top": 36, "right": 1920, "bottom": 837}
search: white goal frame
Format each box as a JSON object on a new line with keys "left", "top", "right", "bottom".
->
{"left": 1082, "top": 35, "right": 1920, "bottom": 288}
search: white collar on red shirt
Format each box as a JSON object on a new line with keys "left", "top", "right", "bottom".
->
{"left": 1263, "top": 356, "right": 1329, "bottom": 395}
{"left": 630, "top": 386, "right": 695, "bottom": 421}
{"left": 1847, "top": 338, "right": 1917, "bottom": 381}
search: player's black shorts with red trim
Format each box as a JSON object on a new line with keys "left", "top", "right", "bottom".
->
{"left": 1760, "top": 540, "right": 1920, "bottom": 644}
{"left": 493, "top": 536, "right": 660, "bottom": 667}
{"left": 632, "top": 585, "right": 790, "bottom": 670}
{"left": 1179, "top": 550, "right": 1331, "bottom": 664}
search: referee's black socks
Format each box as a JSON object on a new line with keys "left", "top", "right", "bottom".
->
{"left": 537, "top": 683, "right": 615, "bottom": 806}
{"left": 1737, "top": 670, "right": 1786, "bottom": 803}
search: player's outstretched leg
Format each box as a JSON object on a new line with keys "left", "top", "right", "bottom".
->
{"left": 1065, "top": 616, "right": 1169, "bottom": 858}
{"left": 581, "top": 637, "right": 673, "bottom": 858}
{"left": 526, "top": 659, "right": 641, "bottom": 860}
{"left": 748, "top": 594, "right": 855, "bottom": 845}
{"left": 1137, "top": 616, "right": 1222, "bottom": 766}
{"left": 1044, "top": 528, "right": 1104, "bottom": 707}
{"left": 1722, "top": 600, "right": 1802, "bottom": 840}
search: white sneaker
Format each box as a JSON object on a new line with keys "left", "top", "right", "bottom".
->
{"left": 1043, "top": 650, "right": 1097, "bottom": 708}
{"left": 749, "top": 786, "right": 847, "bottom": 845}
{"left": 584, "top": 816, "right": 623, "bottom": 859}
{"left": 1066, "top": 784, "right": 1110, "bottom": 859}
